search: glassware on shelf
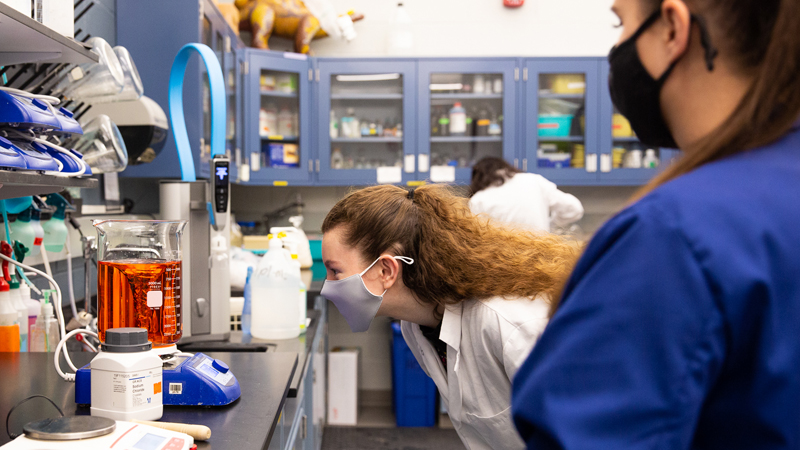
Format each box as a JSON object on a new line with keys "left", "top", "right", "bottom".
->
{"left": 260, "top": 104, "right": 278, "bottom": 136}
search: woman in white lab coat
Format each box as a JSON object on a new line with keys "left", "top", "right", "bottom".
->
{"left": 469, "top": 157, "right": 584, "bottom": 232}
{"left": 320, "top": 184, "right": 579, "bottom": 450}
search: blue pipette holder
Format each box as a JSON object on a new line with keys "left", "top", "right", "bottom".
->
{"left": 52, "top": 107, "right": 83, "bottom": 136}
{"left": 0, "top": 137, "right": 30, "bottom": 170}
{"left": 10, "top": 140, "right": 59, "bottom": 171}
{"left": 0, "top": 91, "right": 60, "bottom": 130}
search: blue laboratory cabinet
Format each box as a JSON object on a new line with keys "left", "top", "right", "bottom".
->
{"left": 417, "top": 58, "right": 519, "bottom": 184}
{"left": 243, "top": 50, "right": 314, "bottom": 185}
{"left": 117, "top": 0, "right": 243, "bottom": 179}
{"left": 316, "top": 58, "right": 417, "bottom": 185}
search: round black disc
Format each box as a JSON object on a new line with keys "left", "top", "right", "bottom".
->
{"left": 23, "top": 416, "right": 116, "bottom": 440}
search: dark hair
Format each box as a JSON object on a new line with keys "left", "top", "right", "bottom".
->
{"left": 635, "top": 0, "right": 795, "bottom": 199}
{"left": 469, "top": 157, "right": 520, "bottom": 197}
{"left": 322, "top": 185, "right": 579, "bottom": 312}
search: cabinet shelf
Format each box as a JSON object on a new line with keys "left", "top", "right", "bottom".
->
{"left": 0, "top": 3, "right": 98, "bottom": 66}
{"left": 538, "top": 136, "right": 584, "bottom": 142}
{"left": 330, "top": 93, "right": 403, "bottom": 100}
{"left": 430, "top": 136, "right": 502, "bottom": 143}
{"left": 430, "top": 93, "right": 503, "bottom": 100}
{"left": 261, "top": 90, "right": 298, "bottom": 98}
{"left": 261, "top": 135, "right": 299, "bottom": 142}
{"left": 0, "top": 171, "right": 98, "bottom": 200}
{"left": 539, "top": 93, "right": 585, "bottom": 100}
{"left": 331, "top": 137, "right": 402, "bottom": 143}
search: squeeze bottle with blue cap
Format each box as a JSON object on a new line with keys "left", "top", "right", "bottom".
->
{"left": 29, "top": 290, "right": 59, "bottom": 352}
{"left": 42, "top": 194, "right": 71, "bottom": 252}
{"left": 0, "top": 268, "right": 20, "bottom": 352}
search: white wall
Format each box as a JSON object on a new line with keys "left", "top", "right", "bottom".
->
{"left": 312, "top": 0, "right": 618, "bottom": 57}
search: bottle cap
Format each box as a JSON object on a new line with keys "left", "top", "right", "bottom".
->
{"left": 101, "top": 327, "right": 152, "bottom": 353}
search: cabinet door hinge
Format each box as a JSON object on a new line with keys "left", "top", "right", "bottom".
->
{"left": 523, "top": 68, "right": 528, "bottom": 81}
{"left": 514, "top": 68, "right": 520, "bottom": 81}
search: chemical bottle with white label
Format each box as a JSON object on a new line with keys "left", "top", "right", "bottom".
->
{"left": 5, "top": 265, "right": 28, "bottom": 351}
{"left": 29, "top": 290, "right": 58, "bottom": 352}
{"left": 250, "top": 235, "right": 301, "bottom": 339}
{"left": 91, "top": 327, "right": 163, "bottom": 421}
{"left": 0, "top": 268, "right": 20, "bottom": 352}
{"left": 449, "top": 102, "right": 467, "bottom": 136}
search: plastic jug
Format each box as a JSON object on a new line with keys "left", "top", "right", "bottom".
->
{"left": 270, "top": 224, "right": 313, "bottom": 268}
{"left": 250, "top": 236, "right": 301, "bottom": 339}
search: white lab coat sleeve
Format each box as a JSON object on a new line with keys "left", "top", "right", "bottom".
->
{"left": 501, "top": 316, "right": 549, "bottom": 380}
{"left": 541, "top": 178, "right": 584, "bottom": 228}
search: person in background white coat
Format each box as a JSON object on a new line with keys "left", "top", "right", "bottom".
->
{"left": 469, "top": 157, "right": 584, "bottom": 232}
{"left": 320, "top": 185, "right": 579, "bottom": 450}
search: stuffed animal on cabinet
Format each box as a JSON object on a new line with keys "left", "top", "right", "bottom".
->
{"left": 230, "top": 0, "right": 363, "bottom": 54}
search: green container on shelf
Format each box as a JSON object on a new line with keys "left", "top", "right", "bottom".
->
{"left": 538, "top": 114, "right": 574, "bottom": 137}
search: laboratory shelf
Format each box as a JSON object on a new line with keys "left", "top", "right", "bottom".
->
{"left": 430, "top": 136, "right": 503, "bottom": 143}
{"left": 430, "top": 93, "right": 503, "bottom": 100}
{"left": 260, "top": 135, "right": 299, "bottom": 142}
{"left": 0, "top": 3, "right": 98, "bottom": 66}
{"left": 330, "top": 93, "right": 404, "bottom": 100}
{"left": 330, "top": 137, "right": 403, "bottom": 143}
{"left": 612, "top": 137, "right": 640, "bottom": 143}
{"left": 537, "top": 136, "right": 585, "bottom": 142}
{"left": 0, "top": 171, "right": 98, "bottom": 200}
{"left": 538, "top": 93, "right": 586, "bottom": 100}
{"left": 260, "top": 90, "right": 298, "bottom": 98}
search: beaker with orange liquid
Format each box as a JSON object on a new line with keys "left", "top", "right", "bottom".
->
{"left": 94, "top": 220, "right": 187, "bottom": 347}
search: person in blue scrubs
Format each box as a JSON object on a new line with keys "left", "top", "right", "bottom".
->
{"left": 512, "top": 0, "right": 800, "bottom": 448}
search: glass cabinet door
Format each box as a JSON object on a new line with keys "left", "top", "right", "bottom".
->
{"left": 525, "top": 59, "right": 599, "bottom": 184}
{"left": 418, "top": 59, "right": 517, "bottom": 184}
{"left": 599, "top": 60, "right": 678, "bottom": 184}
{"left": 318, "top": 60, "right": 416, "bottom": 184}
{"left": 245, "top": 51, "right": 312, "bottom": 184}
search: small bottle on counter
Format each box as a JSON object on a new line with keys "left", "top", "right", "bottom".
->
{"left": 242, "top": 267, "right": 253, "bottom": 335}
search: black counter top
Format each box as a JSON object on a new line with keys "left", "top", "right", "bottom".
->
{"left": 0, "top": 351, "right": 298, "bottom": 450}
{"left": 228, "top": 309, "right": 321, "bottom": 397}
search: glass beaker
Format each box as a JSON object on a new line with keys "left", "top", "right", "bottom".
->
{"left": 94, "top": 220, "right": 187, "bottom": 347}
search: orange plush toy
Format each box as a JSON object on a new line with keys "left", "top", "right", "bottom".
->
{"left": 233, "top": 0, "right": 363, "bottom": 54}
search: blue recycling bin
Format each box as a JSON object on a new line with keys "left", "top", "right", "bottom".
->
{"left": 391, "top": 321, "right": 437, "bottom": 427}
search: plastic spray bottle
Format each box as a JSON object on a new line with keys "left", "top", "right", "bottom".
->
{"left": 242, "top": 266, "right": 253, "bottom": 335}
{"left": 30, "top": 290, "right": 59, "bottom": 352}
{"left": 0, "top": 266, "right": 20, "bottom": 352}
{"left": 42, "top": 193, "right": 73, "bottom": 253}
{"left": 8, "top": 207, "right": 35, "bottom": 253}
{"left": 20, "top": 282, "right": 38, "bottom": 349}
{"left": 2, "top": 241, "right": 27, "bottom": 351}
{"left": 29, "top": 200, "right": 45, "bottom": 257}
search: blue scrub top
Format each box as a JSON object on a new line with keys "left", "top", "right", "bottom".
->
{"left": 512, "top": 127, "right": 800, "bottom": 449}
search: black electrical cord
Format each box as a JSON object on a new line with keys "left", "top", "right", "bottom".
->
{"left": 5, "top": 395, "right": 64, "bottom": 440}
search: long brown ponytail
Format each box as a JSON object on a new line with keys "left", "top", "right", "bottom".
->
{"left": 322, "top": 185, "right": 580, "bottom": 310}
{"left": 635, "top": 0, "right": 800, "bottom": 199}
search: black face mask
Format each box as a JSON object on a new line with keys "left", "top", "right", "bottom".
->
{"left": 608, "top": 10, "right": 718, "bottom": 149}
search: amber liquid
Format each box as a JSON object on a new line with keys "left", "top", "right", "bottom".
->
{"left": 97, "top": 259, "right": 182, "bottom": 347}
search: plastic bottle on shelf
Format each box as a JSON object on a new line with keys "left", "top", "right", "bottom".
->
{"left": 396, "top": 121, "right": 403, "bottom": 138}
{"left": 493, "top": 76, "right": 503, "bottom": 94}
{"left": 9, "top": 208, "right": 35, "bottom": 253}
{"left": 29, "top": 290, "right": 58, "bottom": 352}
{"left": 8, "top": 273, "right": 27, "bottom": 352}
{"left": 250, "top": 236, "right": 301, "bottom": 340}
{"left": 29, "top": 209, "right": 44, "bottom": 256}
{"left": 474, "top": 74, "right": 485, "bottom": 94}
{"left": 376, "top": 121, "right": 384, "bottom": 137}
{"left": 643, "top": 149, "right": 660, "bottom": 168}
{"left": 360, "top": 121, "right": 370, "bottom": 138}
{"left": 331, "top": 148, "right": 345, "bottom": 169}
{"left": 484, "top": 78, "right": 493, "bottom": 96}
{"left": 260, "top": 104, "right": 278, "bottom": 136}
{"left": 449, "top": 102, "right": 467, "bottom": 136}
{"left": 488, "top": 113, "right": 502, "bottom": 136}
{"left": 438, "top": 113, "right": 450, "bottom": 136}
{"left": 476, "top": 109, "right": 490, "bottom": 136}
{"left": 329, "top": 110, "right": 339, "bottom": 139}
{"left": 42, "top": 194, "right": 71, "bottom": 252}
{"left": 0, "top": 270, "right": 20, "bottom": 352}
{"left": 278, "top": 106, "right": 295, "bottom": 137}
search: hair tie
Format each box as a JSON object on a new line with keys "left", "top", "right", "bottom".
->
{"left": 407, "top": 188, "right": 415, "bottom": 201}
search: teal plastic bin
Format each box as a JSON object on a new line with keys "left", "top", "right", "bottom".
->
{"left": 538, "top": 114, "right": 574, "bottom": 137}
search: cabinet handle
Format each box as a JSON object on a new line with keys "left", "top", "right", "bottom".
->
{"left": 308, "top": 159, "right": 313, "bottom": 173}
{"left": 586, "top": 154, "right": 598, "bottom": 173}
{"left": 600, "top": 154, "right": 612, "bottom": 173}
{"left": 523, "top": 68, "right": 528, "bottom": 81}
{"left": 514, "top": 68, "right": 519, "bottom": 81}
{"left": 316, "top": 159, "right": 320, "bottom": 172}
{"left": 514, "top": 158, "right": 519, "bottom": 169}
{"left": 301, "top": 415, "right": 308, "bottom": 440}
{"left": 308, "top": 68, "right": 313, "bottom": 82}
{"left": 315, "top": 69, "right": 320, "bottom": 82}
{"left": 523, "top": 158, "right": 528, "bottom": 172}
